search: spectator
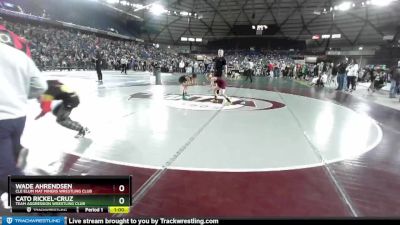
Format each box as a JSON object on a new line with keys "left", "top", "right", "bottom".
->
{"left": 0, "top": 32, "right": 47, "bottom": 208}
{"left": 346, "top": 58, "right": 359, "bottom": 92}
{"left": 389, "top": 61, "right": 400, "bottom": 99}
{"left": 336, "top": 59, "right": 348, "bottom": 91}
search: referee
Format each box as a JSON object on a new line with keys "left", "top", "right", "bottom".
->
{"left": 94, "top": 48, "right": 103, "bottom": 84}
{"left": 213, "top": 49, "right": 227, "bottom": 78}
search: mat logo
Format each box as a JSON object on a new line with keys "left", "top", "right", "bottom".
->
{"left": 129, "top": 92, "right": 286, "bottom": 111}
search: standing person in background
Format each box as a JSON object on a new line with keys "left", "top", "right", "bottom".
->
{"left": 291, "top": 64, "right": 297, "bottom": 79}
{"left": 273, "top": 63, "right": 280, "bottom": 78}
{"left": 389, "top": 61, "right": 400, "bottom": 99}
{"left": 318, "top": 62, "right": 324, "bottom": 76}
{"left": 179, "top": 60, "right": 185, "bottom": 73}
{"left": 0, "top": 30, "right": 47, "bottom": 208}
{"left": 129, "top": 56, "right": 134, "bottom": 71}
{"left": 330, "top": 63, "right": 338, "bottom": 87}
{"left": 368, "top": 67, "right": 377, "bottom": 93}
{"left": 313, "top": 64, "right": 319, "bottom": 77}
{"left": 301, "top": 64, "right": 307, "bottom": 80}
{"left": 244, "top": 57, "right": 254, "bottom": 83}
{"left": 213, "top": 49, "right": 227, "bottom": 78}
{"left": 336, "top": 58, "right": 348, "bottom": 91}
{"left": 346, "top": 58, "right": 359, "bottom": 92}
{"left": 120, "top": 55, "right": 127, "bottom": 75}
{"left": 94, "top": 47, "right": 103, "bottom": 84}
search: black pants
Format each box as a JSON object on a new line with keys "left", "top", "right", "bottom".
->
{"left": 316, "top": 78, "right": 324, "bottom": 87}
{"left": 347, "top": 76, "right": 357, "bottom": 90}
{"left": 121, "top": 64, "right": 127, "bottom": 74}
{"left": 245, "top": 69, "right": 253, "bottom": 82}
{"left": 0, "top": 117, "right": 25, "bottom": 193}
{"left": 96, "top": 66, "right": 103, "bottom": 81}
{"left": 53, "top": 103, "right": 83, "bottom": 132}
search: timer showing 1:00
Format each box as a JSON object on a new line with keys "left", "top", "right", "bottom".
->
{"left": 109, "top": 206, "right": 130, "bottom": 214}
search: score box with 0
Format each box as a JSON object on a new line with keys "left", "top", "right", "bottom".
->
{"left": 9, "top": 176, "right": 132, "bottom": 195}
{"left": 8, "top": 176, "right": 133, "bottom": 212}
{"left": 11, "top": 195, "right": 130, "bottom": 207}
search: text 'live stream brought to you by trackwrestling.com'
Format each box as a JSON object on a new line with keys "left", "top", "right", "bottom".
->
{"left": 0, "top": 217, "right": 221, "bottom": 225}
{"left": 68, "top": 218, "right": 220, "bottom": 225}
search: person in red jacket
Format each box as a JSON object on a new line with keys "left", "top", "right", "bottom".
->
{"left": 36, "top": 80, "right": 89, "bottom": 138}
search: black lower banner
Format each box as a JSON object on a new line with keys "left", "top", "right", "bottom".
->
{"left": 1, "top": 217, "right": 398, "bottom": 225}
{"left": 65, "top": 218, "right": 399, "bottom": 225}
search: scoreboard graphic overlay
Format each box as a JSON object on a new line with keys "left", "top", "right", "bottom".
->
{"left": 8, "top": 176, "right": 132, "bottom": 214}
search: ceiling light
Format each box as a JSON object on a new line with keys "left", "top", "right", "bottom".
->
{"left": 370, "top": 0, "right": 395, "bottom": 6}
{"left": 150, "top": 4, "right": 166, "bottom": 15}
{"left": 336, "top": 2, "right": 352, "bottom": 11}
{"left": 106, "top": 0, "right": 119, "bottom": 4}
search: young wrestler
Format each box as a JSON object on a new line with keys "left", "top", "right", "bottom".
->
{"left": 178, "top": 74, "right": 197, "bottom": 100}
{"left": 207, "top": 74, "right": 232, "bottom": 104}
{"left": 35, "top": 80, "right": 89, "bottom": 138}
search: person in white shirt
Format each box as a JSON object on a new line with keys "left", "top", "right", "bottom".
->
{"left": 179, "top": 60, "right": 185, "bottom": 73}
{"left": 0, "top": 41, "right": 47, "bottom": 202}
{"left": 120, "top": 56, "right": 128, "bottom": 75}
{"left": 346, "top": 58, "right": 359, "bottom": 92}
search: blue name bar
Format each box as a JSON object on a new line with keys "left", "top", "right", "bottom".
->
{"left": 2, "top": 217, "right": 65, "bottom": 225}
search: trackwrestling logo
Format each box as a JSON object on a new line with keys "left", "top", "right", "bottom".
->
{"left": 128, "top": 92, "right": 286, "bottom": 111}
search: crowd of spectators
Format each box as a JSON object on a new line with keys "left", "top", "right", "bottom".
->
{"left": 1, "top": 17, "right": 313, "bottom": 77}
{"left": 1, "top": 17, "right": 315, "bottom": 78}
{"left": 0, "top": 18, "right": 191, "bottom": 72}
{"left": 3, "top": 17, "right": 396, "bottom": 97}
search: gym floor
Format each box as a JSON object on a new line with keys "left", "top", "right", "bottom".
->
{"left": 16, "top": 71, "right": 400, "bottom": 217}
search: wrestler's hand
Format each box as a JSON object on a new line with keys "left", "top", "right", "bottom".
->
{"left": 35, "top": 111, "right": 47, "bottom": 120}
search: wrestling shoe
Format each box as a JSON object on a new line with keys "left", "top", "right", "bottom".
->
{"left": 75, "top": 127, "right": 90, "bottom": 138}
